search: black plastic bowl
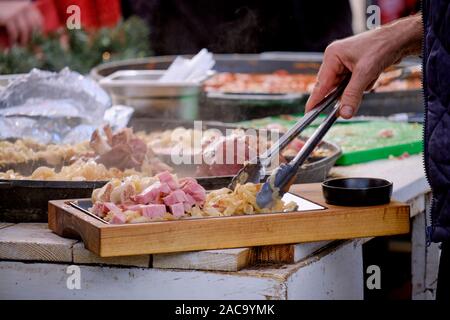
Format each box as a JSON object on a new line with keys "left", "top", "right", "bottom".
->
{"left": 322, "top": 178, "right": 393, "bottom": 207}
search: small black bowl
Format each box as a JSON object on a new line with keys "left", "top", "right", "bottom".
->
{"left": 322, "top": 178, "right": 393, "bottom": 207}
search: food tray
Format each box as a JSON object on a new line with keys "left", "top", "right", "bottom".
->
{"left": 48, "top": 183, "right": 410, "bottom": 257}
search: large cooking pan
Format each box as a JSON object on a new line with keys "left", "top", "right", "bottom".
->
{"left": 0, "top": 118, "right": 340, "bottom": 222}
{"left": 92, "top": 53, "right": 322, "bottom": 121}
{"left": 91, "top": 53, "right": 423, "bottom": 121}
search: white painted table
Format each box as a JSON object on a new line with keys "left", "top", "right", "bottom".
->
{"left": 331, "top": 154, "right": 437, "bottom": 300}
{"left": 0, "top": 155, "right": 434, "bottom": 300}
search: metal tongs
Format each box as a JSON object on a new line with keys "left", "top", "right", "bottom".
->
{"left": 228, "top": 75, "right": 350, "bottom": 208}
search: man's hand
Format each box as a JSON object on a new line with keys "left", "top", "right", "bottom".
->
{"left": 306, "top": 14, "right": 423, "bottom": 119}
{"left": 0, "top": 0, "right": 43, "bottom": 45}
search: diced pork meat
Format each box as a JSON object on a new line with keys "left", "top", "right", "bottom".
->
{"left": 181, "top": 179, "right": 206, "bottom": 204}
{"left": 184, "top": 193, "right": 197, "bottom": 207}
{"left": 157, "top": 171, "right": 180, "bottom": 190}
{"left": 103, "top": 202, "right": 123, "bottom": 215}
{"left": 133, "top": 181, "right": 170, "bottom": 205}
{"left": 90, "top": 172, "right": 207, "bottom": 223}
{"left": 179, "top": 177, "right": 197, "bottom": 188}
{"left": 111, "top": 212, "right": 127, "bottom": 224}
{"left": 123, "top": 204, "right": 144, "bottom": 212}
{"left": 141, "top": 204, "right": 167, "bottom": 218}
{"left": 163, "top": 189, "right": 188, "bottom": 206}
{"left": 170, "top": 203, "right": 185, "bottom": 218}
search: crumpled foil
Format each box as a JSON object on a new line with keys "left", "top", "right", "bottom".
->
{"left": 0, "top": 68, "right": 134, "bottom": 144}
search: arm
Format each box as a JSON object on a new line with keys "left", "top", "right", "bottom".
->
{"left": 305, "top": 14, "right": 423, "bottom": 119}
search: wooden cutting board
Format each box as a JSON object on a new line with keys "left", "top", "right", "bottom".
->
{"left": 48, "top": 183, "right": 410, "bottom": 257}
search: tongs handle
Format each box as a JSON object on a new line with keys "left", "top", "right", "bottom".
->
{"left": 260, "top": 74, "right": 350, "bottom": 165}
{"left": 256, "top": 75, "right": 351, "bottom": 208}
{"left": 290, "top": 101, "right": 341, "bottom": 170}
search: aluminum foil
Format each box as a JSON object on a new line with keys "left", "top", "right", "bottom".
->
{"left": 0, "top": 68, "right": 133, "bottom": 144}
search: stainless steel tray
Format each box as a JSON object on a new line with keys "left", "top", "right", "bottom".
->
{"left": 99, "top": 70, "right": 202, "bottom": 98}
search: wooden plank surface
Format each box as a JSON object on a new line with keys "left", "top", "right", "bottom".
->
{"left": 73, "top": 243, "right": 151, "bottom": 268}
{"left": 253, "top": 245, "right": 294, "bottom": 264}
{"left": 252, "top": 241, "right": 333, "bottom": 264}
{"left": 48, "top": 183, "right": 410, "bottom": 257}
{"left": 153, "top": 248, "right": 252, "bottom": 272}
{"left": 0, "top": 223, "right": 77, "bottom": 262}
{"left": 153, "top": 242, "right": 334, "bottom": 270}
{"left": 0, "top": 223, "right": 14, "bottom": 230}
{"left": 0, "top": 220, "right": 328, "bottom": 268}
{"left": 0, "top": 240, "right": 364, "bottom": 299}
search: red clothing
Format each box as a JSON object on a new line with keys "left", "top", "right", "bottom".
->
{"left": 37, "top": 0, "right": 122, "bottom": 32}
{"left": 0, "top": 0, "right": 122, "bottom": 47}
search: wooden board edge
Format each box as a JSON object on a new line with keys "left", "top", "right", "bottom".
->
{"left": 48, "top": 200, "right": 102, "bottom": 255}
{"left": 96, "top": 204, "right": 410, "bottom": 257}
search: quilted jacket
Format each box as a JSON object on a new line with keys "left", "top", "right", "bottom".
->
{"left": 423, "top": 0, "right": 450, "bottom": 242}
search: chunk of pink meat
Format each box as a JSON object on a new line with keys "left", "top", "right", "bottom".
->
{"left": 163, "top": 189, "right": 188, "bottom": 206}
{"left": 179, "top": 177, "right": 197, "bottom": 188}
{"left": 141, "top": 204, "right": 167, "bottom": 218}
{"left": 111, "top": 212, "right": 127, "bottom": 224}
{"left": 184, "top": 193, "right": 197, "bottom": 207}
{"left": 181, "top": 180, "right": 206, "bottom": 204}
{"left": 103, "top": 202, "right": 123, "bottom": 215}
{"left": 157, "top": 171, "right": 179, "bottom": 190}
{"left": 91, "top": 202, "right": 106, "bottom": 217}
{"left": 170, "top": 203, "right": 186, "bottom": 218}
{"left": 133, "top": 182, "right": 170, "bottom": 204}
{"left": 123, "top": 204, "right": 144, "bottom": 212}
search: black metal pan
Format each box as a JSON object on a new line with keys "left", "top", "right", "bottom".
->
{"left": 0, "top": 179, "right": 105, "bottom": 223}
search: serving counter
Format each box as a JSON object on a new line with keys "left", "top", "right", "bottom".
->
{"left": 0, "top": 155, "right": 435, "bottom": 300}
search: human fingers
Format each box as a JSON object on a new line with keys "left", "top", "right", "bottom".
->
{"left": 15, "top": 12, "right": 30, "bottom": 45}
{"left": 5, "top": 19, "right": 19, "bottom": 44}
{"left": 339, "top": 65, "right": 377, "bottom": 118}
{"left": 305, "top": 45, "right": 346, "bottom": 112}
